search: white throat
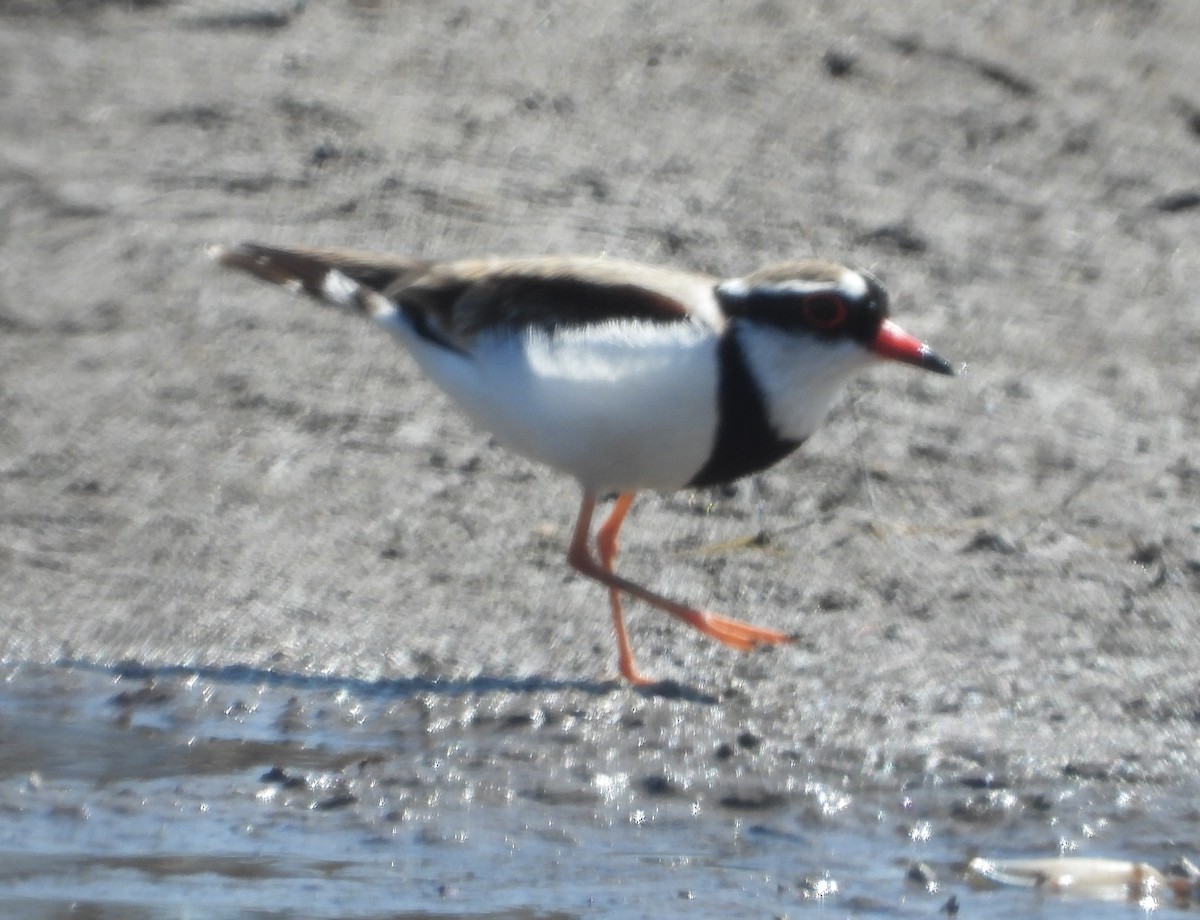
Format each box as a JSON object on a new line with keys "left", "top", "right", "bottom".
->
{"left": 735, "top": 323, "right": 874, "bottom": 442}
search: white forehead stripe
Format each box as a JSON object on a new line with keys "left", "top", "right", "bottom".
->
{"left": 718, "top": 268, "right": 872, "bottom": 302}
{"left": 716, "top": 278, "right": 750, "bottom": 299}
{"left": 837, "top": 268, "right": 869, "bottom": 299}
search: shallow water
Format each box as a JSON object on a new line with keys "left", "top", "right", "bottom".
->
{"left": 1, "top": 662, "right": 1195, "bottom": 919}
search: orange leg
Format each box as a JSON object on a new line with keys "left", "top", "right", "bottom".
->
{"left": 594, "top": 492, "right": 647, "bottom": 685}
{"left": 567, "top": 489, "right": 792, "bottom": 683}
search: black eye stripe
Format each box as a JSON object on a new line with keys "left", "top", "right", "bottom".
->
{"left": 715, "top": 270, "right": 889, "bottom": 345}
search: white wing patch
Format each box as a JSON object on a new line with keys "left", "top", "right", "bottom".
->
{"left": 321, "top": 269, "right": 363, "bottom": 309}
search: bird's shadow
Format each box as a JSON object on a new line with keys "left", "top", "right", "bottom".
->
{"left": 57, "top": 658, "right": 721, "bottom": 705}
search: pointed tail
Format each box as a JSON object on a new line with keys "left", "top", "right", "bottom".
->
{"left": 210, "top": 242, "right": 429, "bottom": 322}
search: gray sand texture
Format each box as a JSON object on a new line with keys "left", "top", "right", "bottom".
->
{"left": 1, "top": 7, "right": 1198, "bottom": 912}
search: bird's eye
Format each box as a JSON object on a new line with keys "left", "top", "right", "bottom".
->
{"left": 802, "top": 293, "right": 848, "bottom": 330}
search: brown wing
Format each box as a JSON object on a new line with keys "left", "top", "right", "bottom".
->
{"left": 216, "top": 245, "right": 723, "bottom": 352}
{"left": 392, "top": 256, "right": 723, "bottom": 347}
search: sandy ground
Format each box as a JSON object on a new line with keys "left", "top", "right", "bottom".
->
{"left": 1, "top": 0, "right": 1199, "bottom": 783}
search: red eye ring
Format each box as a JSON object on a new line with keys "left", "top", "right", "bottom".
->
{"left": 803, "top": 293, "right": 848, "bottom": 330}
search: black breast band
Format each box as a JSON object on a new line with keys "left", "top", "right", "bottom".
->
{"left": 687, "top": 328, "right": 802, "bottom": 488}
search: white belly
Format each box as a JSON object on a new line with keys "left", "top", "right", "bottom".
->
{"left": 393, "top": 319, "right": 720, "bottom": 492}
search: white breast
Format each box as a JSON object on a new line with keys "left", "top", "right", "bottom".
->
{"left": 383, "top": 316, "right": 722, "bottom": 492}
{"left": 736, "top": 322, "right": 874, "bottom": 443}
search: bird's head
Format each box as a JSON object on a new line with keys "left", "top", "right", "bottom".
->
{"left": 716, "top": 261, "right": 954, "bottom": 376}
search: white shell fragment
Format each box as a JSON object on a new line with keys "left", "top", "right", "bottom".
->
{"left": 969, "top": 856, "right": 1168, "bottom": 904}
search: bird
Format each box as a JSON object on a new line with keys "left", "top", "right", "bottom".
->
{"left": 212, "top": 243, "right": 954, "bottom": 685}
